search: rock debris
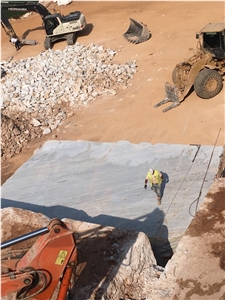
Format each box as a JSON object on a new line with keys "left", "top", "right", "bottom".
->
{"left": 1, "top": 43, "right": 137, "bottom": 161}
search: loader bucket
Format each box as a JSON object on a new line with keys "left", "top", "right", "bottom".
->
{"left": 154, "top": 82, "right": 182, "bottom": 113}
{"left": 123, "top": 18, "right": 151, "bottom": 44}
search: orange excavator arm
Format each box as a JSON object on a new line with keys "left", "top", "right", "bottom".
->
{"left": 1, "top": 218, "right": 77, "bottom": 300}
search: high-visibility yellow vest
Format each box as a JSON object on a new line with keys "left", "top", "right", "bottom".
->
{"left": 147, "top": 170, "right": 162, "bottom": 185}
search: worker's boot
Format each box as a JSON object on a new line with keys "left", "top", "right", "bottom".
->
{"left": 157, "top": 197, "right": 161, "bottom": 205}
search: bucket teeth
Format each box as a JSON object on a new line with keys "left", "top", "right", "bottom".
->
{"left": 154, "top": 82, "right": 182, "bottom": 112}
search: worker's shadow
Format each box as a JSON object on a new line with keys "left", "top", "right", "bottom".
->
{"left": 161, "top": 171, "right": 169, "bottom": 199}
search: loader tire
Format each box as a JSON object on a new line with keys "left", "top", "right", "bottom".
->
{"left": 44, "top": 36, "right": 52, "bottom": 50}
{"left": 172, "top": 66, "right": 178, "bottom": 84}
{"left": 172, "top": 62, "right": 183, "bottom": 84}
{"left": 67, "top": 33, "right": 76, "bottom": 45}
{"left": 194, "top": 69, "right": 223, "bottom": 99}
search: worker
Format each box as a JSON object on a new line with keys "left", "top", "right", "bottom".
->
{"left": 10, "top": 36, "right": 21, "bottom": 51}
{"left": 144, "top": 168, "right": 164, "bottom": 205}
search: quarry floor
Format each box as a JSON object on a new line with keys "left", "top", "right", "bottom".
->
{"left": 1, "top": 1, "right": 225, "bottom": 299}
{"left": 1, "top": 1, "right": 225, "bottom": 184}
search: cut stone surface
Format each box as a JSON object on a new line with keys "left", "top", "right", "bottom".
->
{"left": 2, "top": 140, "right": 223, "bottom": 266}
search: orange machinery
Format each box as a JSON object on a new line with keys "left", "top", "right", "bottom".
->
{"left": 1, "top": 218, "right": 77, "bottom": 300}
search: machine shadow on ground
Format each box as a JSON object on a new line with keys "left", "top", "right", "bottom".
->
{"left": 21, "top": 26, "right": 45, "bottom": 39}
{"left": 1, "top": 197, "right": 173, "bottom": 268}
{"left": 78, "top": 23, "right": 93, "bottom": 37}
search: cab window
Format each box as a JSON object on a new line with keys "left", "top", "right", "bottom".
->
{"left": 45, "top": 17, "right": 59, "bottom": 35}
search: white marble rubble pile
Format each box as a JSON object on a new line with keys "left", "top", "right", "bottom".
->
{"left": 1, "top": 43, "right": 137, "bottom": 161}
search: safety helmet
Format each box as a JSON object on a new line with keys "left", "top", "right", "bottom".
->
{"left": 149, "top": 168, "right": 154, "bottom": 174}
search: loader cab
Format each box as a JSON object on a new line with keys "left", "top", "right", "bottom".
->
{"left": 203, "top": 31, "right": 225, "bottom": 58}
{"left": 44, "top": 14, "right": 60, "bottom": 36}
{"left": 197, "top": 23, "right": 225, "bottom": 59}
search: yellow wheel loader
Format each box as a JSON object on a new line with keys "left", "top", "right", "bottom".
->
{"left": 155, "top": 23, "right": 225, "bottom": 112}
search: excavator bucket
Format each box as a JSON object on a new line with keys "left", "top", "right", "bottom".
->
{"left": 20, "top": 39, "right": 38, "bottom": 45}
{"left": 123, "top": 18, "right": 151, "bottom": 44}
{"left": 154, "top": 82, "right": 182, "bottom": 113}
{"left": 1, "top": 14, "right": 37, "bottom": 46}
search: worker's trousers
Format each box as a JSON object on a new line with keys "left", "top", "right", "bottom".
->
{"left": 15, "top": 41, "right": 20, "bottom": 50}
{"left": 151, "top": 183, "right": 161, "bottom": 198}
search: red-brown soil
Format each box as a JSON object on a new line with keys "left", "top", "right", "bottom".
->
{"left": 1, "top": 1, "right": 224, "bottom": 184}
